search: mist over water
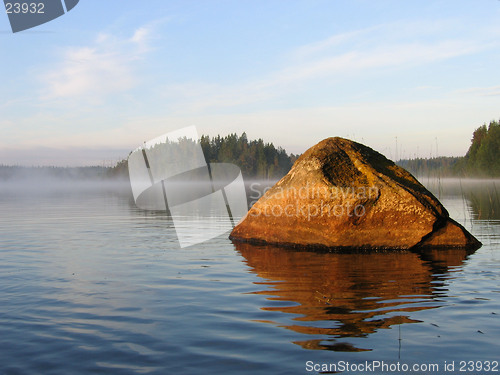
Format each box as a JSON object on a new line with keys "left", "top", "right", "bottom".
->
{"left": 0, "top": 176, "right": 499, "bottom": 374}
{"left": 0, "top": 165, "right": 131, "bottom": 194}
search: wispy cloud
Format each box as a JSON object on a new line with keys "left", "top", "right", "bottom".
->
{"left": 161, "top": 31, "right": 490, "bottom": 113}
{"left": 40, "top": 25, "right": 154, "bottom": 102}
{"left": 455, "top": 85, "right": 500, "bottom": 97}
{"left": 291, "top": 26, "right": 379, "bottom": 59}
{"left": 280, "top": 16, "right": 497, "bottom": 84}
{"left": 276, "top": 39, "right": 482, "bottom": 84}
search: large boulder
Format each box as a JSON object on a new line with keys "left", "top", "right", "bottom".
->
{"left": 230, "top": 137, "right": 481, "bottom": 250}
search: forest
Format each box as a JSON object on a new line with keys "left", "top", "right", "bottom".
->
{"left": 399, "top": 119, "right": 500, "bottom": 178}
{"left": 454, "top": 119, "right": 500, "bottom": 176}
{"left": 200, "top": 133, "right": 299, "bottom": 179}
{"left": 107, "top": 132, "right": 299, "bottom": 180}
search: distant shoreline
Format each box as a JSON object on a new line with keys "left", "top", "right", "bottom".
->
{"left": 2, "top": 119, "right": 499, "bottom": 180}
{"left": 2, "top": 164, "right": 500, "bottom": 183}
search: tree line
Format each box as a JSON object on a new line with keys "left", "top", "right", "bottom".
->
{"left": 397, "top": 157, "right": 462, "bottom": 178}
{"left": 4, "top": 121, "right": 498, "bottom": 181}
{"left": 455, "top": 119, "right": 500, "bottom": 176}
{"left": 0, "top": 165, "right": 108, "bottom": 181}
{"left": 107, "top": 132, "right": 299, "bottom": 180}
{"left": 200, "top": 133, "right": 298, "bottom": 179}
{"left": 399, "top": 119, "right": 500, "bottom": 178}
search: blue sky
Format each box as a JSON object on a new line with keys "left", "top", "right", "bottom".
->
{"left": 1, "top": 0, "right": 499, "bottom": 166}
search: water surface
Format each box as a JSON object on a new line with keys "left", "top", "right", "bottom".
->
{"left": 0, "top": 180, "right": 499, "bottom": 374}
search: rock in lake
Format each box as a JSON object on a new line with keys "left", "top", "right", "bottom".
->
{"left": 230, "top": 137, "right": 481, "bottom": 250}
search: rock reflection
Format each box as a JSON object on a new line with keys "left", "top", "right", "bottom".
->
{"left": 235, "top": 243, "right": 474, "bottom": 351}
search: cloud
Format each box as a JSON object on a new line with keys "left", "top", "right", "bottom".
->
{"left": 157, "top": 16, "right": 499, "bottom": 116}
{"left": 42, "top": 46, "right": 134, "bottom": 99}
{"left": 271, "top": 19, "right": 489, "bottom": 87}
{"left": 291, "top": 27, "right": 378, "bottom": 59}
{"left": 160, "top": 37, "right": 487, "bottom": 113}
{"left": 131, "top": 27, "right": 149, "bottom": 44}
{"left": 291, "top": 19, "right": 465, "bottom": 59}
{"left": 40, "top": 25, "right": 154, "bottom": 102}
{"left": 454, "top": 85, "right": 500, "bottom": 97}
{"left": 129, "top": 26, "right": 153, "bottom": 55}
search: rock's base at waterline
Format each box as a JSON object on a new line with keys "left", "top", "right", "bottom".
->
{"left": 229, "top": 137, "right": 481, "bottom": 251}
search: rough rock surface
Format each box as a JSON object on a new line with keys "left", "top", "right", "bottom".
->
{"left": 230, "top": 137, "right": 481, "bottom": 250}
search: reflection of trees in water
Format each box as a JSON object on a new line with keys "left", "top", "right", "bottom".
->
{"left": 424, "top": 179, "right": 500, "bottom": 220}
{"left": 465, "top": 183, "right": 500, "bottom": 220}
{"left": 235, "top": 243, "right": 474, "bottom": 352}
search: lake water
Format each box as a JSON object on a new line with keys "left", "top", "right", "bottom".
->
{"left": 0, "top": 179, "right": 499, "bottom": 375}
